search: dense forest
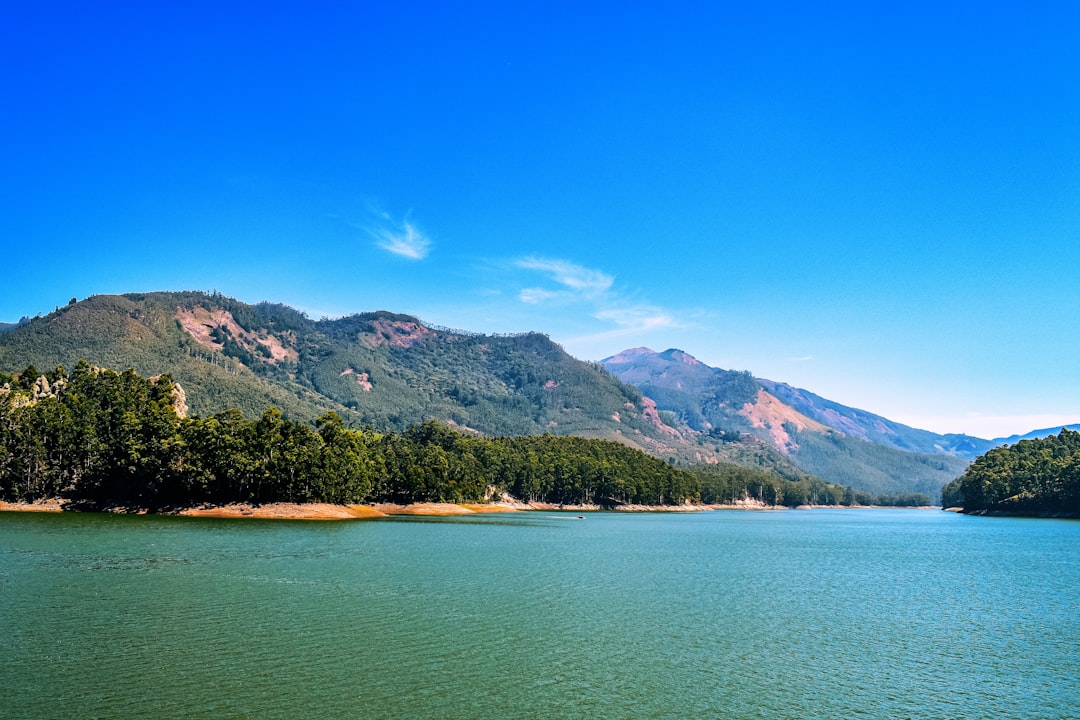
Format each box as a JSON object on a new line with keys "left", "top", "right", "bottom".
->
{"left": 940, "top": 429, "right": 1080, "bottom": 515}
{"left": 0, "top": 291, "right": 960, "bottom": 497}
{"left": 0, "top": 292, "right": 667, "bottom": 442}
{"left": 0, "top": 364, "right": 923, "bottom": 510}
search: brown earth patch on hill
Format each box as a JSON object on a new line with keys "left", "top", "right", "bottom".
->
{"left": 364, "top": 319, "right": 432, "bottom": 348}
{"left": 340, "top": 367, "right": 374, "bottom": 391}
{"left": 176, "top": 306, "right": 298, "bottom": 364}
{"left": 739, "top": 388, "right": 831, "bottom": 454}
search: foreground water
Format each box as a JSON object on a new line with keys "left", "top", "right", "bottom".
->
{"left": 1, "top": 509, "right": 1077, "bottom": 719}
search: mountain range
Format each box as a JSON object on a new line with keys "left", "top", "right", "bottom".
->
{"left": 0, "top": 291, "right": 759, "bottom": 465}
{"left": 2, "top": 291, "right": 1071, "bottom": 498}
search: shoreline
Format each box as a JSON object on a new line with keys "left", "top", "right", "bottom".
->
{"left": 950, "top": 507, "right": 1080, "bottom": 519}
{"left": 0, "top": 498, "right": 782, "bottom": 520}
{"left": 0, "top": 498, "right": 942, "bottom": 520}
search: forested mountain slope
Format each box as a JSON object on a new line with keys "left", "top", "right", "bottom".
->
{"left": 0, "top": 364, "right": 861, "bottom": 509}
{"left": 755, "top": 378, "right": 987, "bottom": 459}
{"left": 0, "top": 292, "right": 803, "bottom": 473}
{"left": 0, "top": 293, "right": 342, "bottom": 420}
{"left": 1, "top": 292, "right": 981, "bottom": 496}
{"left": 601, "top": 348, "right": 970, "bottom": 496}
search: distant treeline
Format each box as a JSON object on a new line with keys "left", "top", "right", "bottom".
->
{"left": 941, "top": 429, "right": 1080, "bottom": 515}
{"left": 0, "top": 364, "right": 923, "bottom": 509}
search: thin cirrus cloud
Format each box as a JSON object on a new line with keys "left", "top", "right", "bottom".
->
{"left": 580, "top": 307, "right": 680, "bottom": 346}
{"left": 514, "top": 256, "right": 681, "bottom": 339}
{"left": 370, "top": 215, "right": 431, "bottom": 260}
{"left": 515, "top": 257, "right": 614, "bottom": 302}
{"left": 594, "top": 307, "right": 678, "bottom": 333}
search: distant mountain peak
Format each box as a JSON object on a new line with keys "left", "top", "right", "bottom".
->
{"left": 658, "top": 348, "right": 702, "bottom": 365}
{"left": 601, "top": 347, "right": 971, "bottom": 496}
{"left": 991, "top": 424, "right": 1080, "bottom": 446}
{"left": 601, "top": 347, "right": 657, "bottom": 364}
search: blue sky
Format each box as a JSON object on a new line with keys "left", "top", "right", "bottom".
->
{"left": 2, "top": 2, "right": 1078, "bottom": 438}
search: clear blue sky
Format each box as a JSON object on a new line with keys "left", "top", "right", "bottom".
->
{"left": 2, "top": 2, "right": 1078, "bottom": 439}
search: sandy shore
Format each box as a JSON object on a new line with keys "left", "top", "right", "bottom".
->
{"left": 179, "top": 503, "right": 389, "bottom": 520}
{"left": 372, "top": 502, "right": 518, "bottom": 516}
{"left": 0, "top": 499, "right": 65, "bottom": 513}
{"left": 0, "top": 498, "right": 792, "bottom": 520}
{"left": 0, "top": 499, "right": 522, "bottom": 520}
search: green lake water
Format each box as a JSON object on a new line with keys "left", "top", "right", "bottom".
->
{"left": 1, "top": 508, "right": 1077, "bottom": 719}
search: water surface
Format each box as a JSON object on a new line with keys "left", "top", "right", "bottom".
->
{"left": 1, "top": 509, "right": 1077, "bottom": 719}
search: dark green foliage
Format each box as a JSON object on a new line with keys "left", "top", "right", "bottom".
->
{"left": 941, "top": 429, "right": 1080, "bottom": 515}
{"left": 874, "top": 493, "right": 932, "bottom": 507}
{"left": 693, "top": 463, "right": 854, "bottom": 507}
{"left": 0, "top": 363, "right": 184, "bottom": 503}
{"left": 2, "top": 365, "right": 893, "bottom": 509}
{"left": 491, "top": 434, "right": 700, "bottom": 506}
{"left": 787, "top": 428, "right": 969, "bottom": 497}
{"left": 0, "top": 292, "right": 678, "bottom": 458}
{"left": 0, "top": 365, "right": 711, "bottom": 507}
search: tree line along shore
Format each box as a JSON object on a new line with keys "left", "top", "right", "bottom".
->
{"left": 942, "top": 428, "right": 1080, "bottom": 517}
{"left": 0, "top": 363, "right": 931, "bottom": 514}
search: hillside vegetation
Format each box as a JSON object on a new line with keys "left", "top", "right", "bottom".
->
{"left": 1, "top": 291, "right": 967, "bottom": 497}
{"left": 601, "top": 348, "right": 969, "bottom": 496}
{"left": 757, "top": 378, "right": 989, "bottom": 459}
{"left": 941, "top": 429, "right": 1080, "bottom": 516}
{"left": 0, "top": 293, "right": 341, "bottom": 420}
{"left": 0, "top": 364, "right": 870, "bottom": 508}
{"left": 0, "top": 292, "right": 792, "bottom": 473}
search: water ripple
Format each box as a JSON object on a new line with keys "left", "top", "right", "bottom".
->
{"left": 1, "top": 510, "right": 1078, "bottom": 719}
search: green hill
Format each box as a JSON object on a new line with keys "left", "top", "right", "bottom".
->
{"left": 0, "top": 293, "right": 340, "bottom": 420}
{"left": 5, "top": 291, "right": 965, "bottom": 494}
{"left": 1, "top": 292, "right": 790, "bottom": 472}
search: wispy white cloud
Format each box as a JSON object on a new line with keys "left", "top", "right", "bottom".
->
{"left": 519, "top": 287, "right": 562, "bottom": 305}
{"left": 368, "top": 212, "right": 431, "bottom": 260}
{"left": 513, "top": 256, "right": 685, "bottom": 351}
{"left": 514, "top": 257, "right": 613, "bottom": 299}
{"left": 594, "top": 307, "right": 678, "bottom": 332}
{"left": 786, "top": 355, "right": 815, "bottom": 363}
{"left": 565, "top": 308, "right": 680, "bottom": 347}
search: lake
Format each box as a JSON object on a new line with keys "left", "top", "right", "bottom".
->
{"left": 1, "top": 508, "right": 1077, "bottom": 719}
